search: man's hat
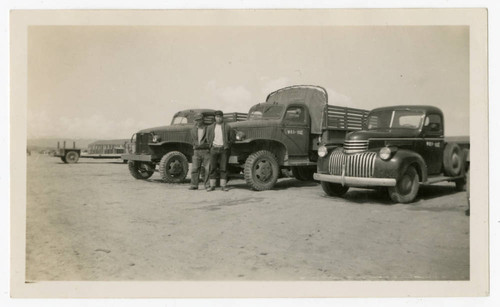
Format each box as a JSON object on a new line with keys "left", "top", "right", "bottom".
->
{"left": 214, "top": 110, "right": 223, "bottom": 117}
{"left": 194, "top": 113, "right": 204, "bottom": 120}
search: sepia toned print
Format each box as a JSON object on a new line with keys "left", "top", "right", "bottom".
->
{"left": 11, "top": 9, "right": 488, "bottom": 298}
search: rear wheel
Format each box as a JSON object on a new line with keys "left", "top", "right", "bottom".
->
{"left": 244, "top": 150, "right": 280, "bottom": 191}
{"left": 320, "top": 181, "right": 349, "bottom": 196}
{"left": 159, "top": 151, "right": 189, "bottom": 183}
{"left": 292, "top": 166, "right": 315, "bottom": 181}
{"left": 443, "top": 143, "right": 463, "bottom": 176}
{"left": 388, "top": 166, "right": 420, "bottom": 203}
{"left": 128, "top": 161, "right": 155, "bottom": 179}
{"left": 65, "top": 151, "right": 79, "bottom": 163}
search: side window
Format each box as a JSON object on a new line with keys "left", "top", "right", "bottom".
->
{"left": 424, "top": 114, "right": 442, "bottom": 133}
{"left": 284, "top": 106, "right": 305, "bottom": 123}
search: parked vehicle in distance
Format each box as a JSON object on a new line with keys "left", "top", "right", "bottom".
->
{"left": 228, "top": 85, "right": 369, "bottom": 190}
{"left": 314, "top": 105, "right": 470, "bottom": 203}
{"left": 122, "top": 109, "right": 247, "bottom": 182}
{"left": 55, "top": 140, "right": 130, "bottom": 163}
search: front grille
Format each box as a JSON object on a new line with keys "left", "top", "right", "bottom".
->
{"left": 329, "top": 150, "right": 377, "bottom": 177}
{"left": 344, "top": 140, "right": 369, "bottom": 154}
{"left": 136, "top": 133, "right": 152, "bottom": 154}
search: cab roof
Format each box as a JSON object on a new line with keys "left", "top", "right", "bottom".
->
{"left": 173, "top": 109, "right": 217, "bottom": 117}
{"left": 370, "top": 105, "right": 443, "bottom": 115}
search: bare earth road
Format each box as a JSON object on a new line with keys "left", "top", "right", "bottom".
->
{"left": 26, "top": 154, "right": 469, "bottom": 281}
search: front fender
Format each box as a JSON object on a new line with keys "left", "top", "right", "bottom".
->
{"left": 375, "top": 149, "right": 427, "bottom": 182}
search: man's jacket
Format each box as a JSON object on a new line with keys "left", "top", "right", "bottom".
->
{"left": 206, "top": 122, "right": 234, "bottom": 150}
{"left": 190, "top": 125, "right": 209, "bottom": 150}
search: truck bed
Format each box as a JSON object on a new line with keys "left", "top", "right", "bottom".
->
{"left": 325, "top": 105, "right": 369, "bottom": 130}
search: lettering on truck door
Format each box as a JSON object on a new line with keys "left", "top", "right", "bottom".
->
{"left": 421, "top": 113, "right": 444, "bottom": 175}
{"left": 281, "top": 105, "right": 310, "bottom": 156}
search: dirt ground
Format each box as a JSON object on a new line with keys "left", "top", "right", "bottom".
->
{"left": 25, "top": 154, "right": 469, "bottom": 281}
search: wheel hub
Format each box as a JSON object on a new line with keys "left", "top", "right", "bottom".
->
{"left": 255, "top": 160, "right": 272, "bottom": 182}
{"left": 399, "top": 175, "right": 412, "bottom": 194}
{"left": 169, "top": 160, "right": 182, "bottom": 176}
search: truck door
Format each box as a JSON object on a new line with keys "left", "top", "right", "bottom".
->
{"left": 421, "top": 113, "right": 444, "bottom": 175}
{"left": 281, "top": 105, "right": 310, "bottom": 156}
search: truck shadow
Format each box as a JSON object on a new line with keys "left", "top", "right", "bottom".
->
{"left": 416, "top": 184, "right": 464, "bottom": 201}
{"left": 330, "top": 189, "right": 395, "bottom": 205}
{"left": 330, "top": 184, "right": 464, "bottom": 205}
{"left": 228, "top": 178, "right": 319, "bottom": 191}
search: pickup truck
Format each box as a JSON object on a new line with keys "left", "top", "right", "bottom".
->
{"left": 228, "top": 85, "right": 369, "bottom": 190}
{"left": 313, "top": 105, "right": 470, "bottom": 203}
{"left": 122, "top": 109, "right": 246, "bottom": 182}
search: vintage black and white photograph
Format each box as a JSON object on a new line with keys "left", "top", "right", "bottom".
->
{"left": 9, "top": 9, "right": 489, "bottom": 298}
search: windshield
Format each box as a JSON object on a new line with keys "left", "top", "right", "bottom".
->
{"left": 248, "top": 104, "right": 284, "bottom": 120}
{"left": 367, "top": 110, "right": 424, "bottom": 130}
{"left": 171, "top": 116, "right": 189, "bottom": 125}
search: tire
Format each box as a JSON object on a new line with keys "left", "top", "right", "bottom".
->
{"left": 159, "top": 151, "right": 189, "bottom": 183}
{"left": 60, "top": 157, "right": 67, "bottom": 163}
{"left": 443, "top": 143, "right": 463, "bottom": 176}
{"left": 65, "top": 151, "right": 79, "bottom": 163}
{"left": 128, "top": 160, "right": 155, "bottom": 180}
{"left": 388, "top": 165, "right": 420, "bottom": 203}
{"left": 293, "top": 166, "right": 316, "bottom": 181}
{"left": 320, "top": 181, "right": 349, "bottom": 196}
{"left": 244, "top": 150, "right": 280, "bottom": 191}
{"left": 297, "top": 166, "right": 316, "bottom": 181}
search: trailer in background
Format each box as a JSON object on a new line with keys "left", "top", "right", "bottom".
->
{"left": 55, "top": 139, "right": 130, "bottom": 163}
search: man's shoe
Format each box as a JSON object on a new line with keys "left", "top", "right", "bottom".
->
{"left": 220, "top": 179, "right": 228, "bottom": 191}
{"left": 206, "top": 186, "right": 215, "bottom": 192}
{"left": 188, "top": 186, "right": 198, "bottom": 190}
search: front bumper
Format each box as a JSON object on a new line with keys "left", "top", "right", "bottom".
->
{"left": 313, "top": 173, "right": 396, "bottom": 187}
{"left": 121, "top": 154, "right": 152, "bottom": 162}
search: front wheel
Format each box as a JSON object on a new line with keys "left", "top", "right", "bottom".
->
{"left": 159, "top": 151, "right": 189, "bottom": 183}
{"left": 388, "top": 166, "right": 420, "bottom": 203}
{"left": 244, "top": 150, "right": 280, "bottom": 191}
{"left": 128, "top": 161, "right": 155, "bottom": 179}
{"left": 320, "top": 181, "right": 349, "bottom": 196}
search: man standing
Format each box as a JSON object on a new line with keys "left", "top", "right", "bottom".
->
{"left": 207, "top": 110, "right": 233, "bottom": 191}
{"left": 189, "top": 113, "right": 210, "bottom": 190}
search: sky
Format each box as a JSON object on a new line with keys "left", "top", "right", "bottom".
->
{"left": 27, "top": 25, "right": 469, "bottom": 139}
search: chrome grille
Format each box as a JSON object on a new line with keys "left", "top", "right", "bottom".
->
{"left": 329, "top": 150, "right": 377, "bottom": 177}
{"left": 344, "top": 140, "right": 369, "bottom": 154}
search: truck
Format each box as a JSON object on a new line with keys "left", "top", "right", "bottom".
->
{"left": 54, "top": 140, "right": 130, "bottom": 163}
{"left": 227, "top": 85, "right": 370, "bottom": 190}
{"left": 313, "top": 105, "right": 470, "bottom": 203}
{"left": 122, "top": 109, "right": 247, "bottom": 182}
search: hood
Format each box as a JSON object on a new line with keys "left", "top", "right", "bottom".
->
{"left": 229, "top": 119, "right": 282, "bottom": 130}
{"left": 346, "top": 129, "right": 422, "bottom": 141}
{"left": 138, "top": 124, "right": 194, "bottom": 134}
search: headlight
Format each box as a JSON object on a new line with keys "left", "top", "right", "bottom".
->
{"left": 152, "top": 135, "right": 161, "bottom": 143}
{"left": 318, "top": 145, "right": 328, "bottom": 158}
{"left": 379, "top": 146, "right": 396, "bottom": 160}
{"left": 235, "top": 131, "right": 246, "bottom": 141}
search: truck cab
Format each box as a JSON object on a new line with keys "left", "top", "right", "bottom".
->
{"left": 314, "top": 105, "right": 469, "bottom": 203}
{"left": 228, "top": 85, "right": 369, "bottom": 191}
